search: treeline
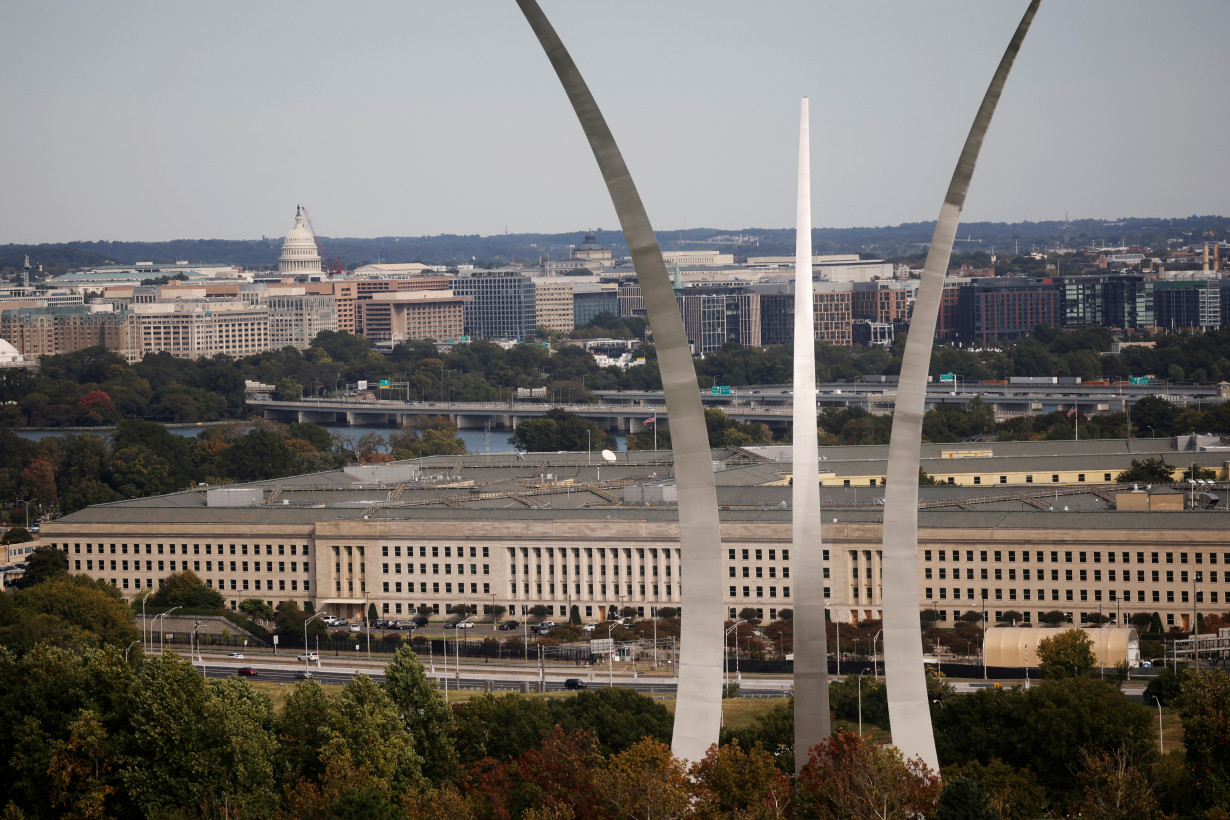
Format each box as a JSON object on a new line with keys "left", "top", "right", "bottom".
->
{"left": 0, "top": 417, "right": 467, "bottom": 522}
{"left": 6, "top": 215, "right": 1226, "bottom": 275}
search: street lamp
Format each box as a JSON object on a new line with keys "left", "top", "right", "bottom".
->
{"left": 1153, "top": 695, "right": 1164, "bottom": 754}
{"left": 724, "top": 620, "right": 746, "bottom": 693}
{"left": 608, "top": 619, "right": 620, "bottom": 688}
{"left": 156, "top": 606, "right": 181, "bottom": 653}
{"left": 139, "top": 589, "right": 155, "bottom": 653}
{"left": 872, "top": 629, "right": 882, "bottom": 681}
{"left": 857, "top": 670, "right": 869, "bottom": 737}
{"left": 305, "top": 612, "right": 324, "bottom": 667}
{"left": 125, "top": 640, "right": 141, "bottom": 664}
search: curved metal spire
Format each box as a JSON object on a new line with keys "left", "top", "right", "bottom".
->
{"left": 792, "top": 96, "right": 832, "bottom": 775}
{"left": 515, "top": 0, "right": 725, "bottom": 763}
{"left": 881, "top": 0, "right": 1041, "bottom": 772}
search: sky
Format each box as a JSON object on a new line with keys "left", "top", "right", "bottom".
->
{"left": 2, "top": 1, "right": 1227, "bottom": 245}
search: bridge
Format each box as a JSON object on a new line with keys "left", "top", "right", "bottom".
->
{"left": 248, "top": 380, "right": 1224, "bottom": 434}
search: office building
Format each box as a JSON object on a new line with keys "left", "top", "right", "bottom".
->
{"left": 451, "top": 269, "right": 538, "bottom": 340}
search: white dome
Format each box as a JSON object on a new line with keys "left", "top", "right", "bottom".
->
{"left": 278, "top": 208, "right": 323, "bottom": 275}
{"left": 0, "top": 338, "right": 25, "bottom": 365}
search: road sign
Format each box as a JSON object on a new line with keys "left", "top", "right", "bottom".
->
{"left": 379, "top": 379, "right": 390, "bottom": 388}
{"left": 712, "top": 385, "right": 732, "bottom": 395}
{"left": 939, "top": 373, "right": 955, "bottom": 382}
{"left": 590, "top": 638, "right": 613, "bottom": 654}
{"left": 1130, "top": 376, "right": 1149, "bottom": 385}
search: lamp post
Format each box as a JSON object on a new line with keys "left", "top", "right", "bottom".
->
{"left": 872, "top": 629, "right": 882, "bottom": 681}
{"left": 125, "top": 640, "right": 140, "bottom": 664}
{"left": 490, "top": 593, "right": 498, "bottom": 625}
{"left": 190, "top": 620, "right": 204, "bottom": 674}
{"left": 139, "top": 589, "right": 155, "bottom": 653}
{"left": 455, "top": 615, "right": 472, "bottom": 689}
{"left": 157, "top": 606, "right": 181, "bottom": 653}
{"left": 724, "top": 620, "right": 745, "bottom": 692}
{"left": 1153, "top": 695, "right": 1164, "bottom": 754}
{"left": 608, "top": 620, "right": 620, "bottom": 688}
{"left": 305, "top": 612, "right": 324, "bottom": 667}
{"left": 858, "top": 670, "right": 868, "bottom": 737}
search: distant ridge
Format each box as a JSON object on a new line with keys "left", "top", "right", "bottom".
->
{"left": 2, "top": 215, "right": 1226, "bottom": 276}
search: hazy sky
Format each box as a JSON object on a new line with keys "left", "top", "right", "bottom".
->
{"left": 3, "top": 1, "right": 1226, "bottom": 245}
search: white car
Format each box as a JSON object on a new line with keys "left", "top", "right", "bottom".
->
{"left": 226, "top": 652, "right": 244, "bottom": 659}
{"left": 349, "top": 624, "right": 362, "bottom": 633}
{"left": 297, "top": 652, "right": 319, "bottom": 662}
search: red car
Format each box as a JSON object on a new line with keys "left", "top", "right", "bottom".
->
{"left": 236, "top": 667, "right": 258, "bottom": 677}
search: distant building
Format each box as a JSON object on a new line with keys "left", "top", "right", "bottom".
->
{"left": 676, "top": 287, "right": 761, "bottom": 355}
{"left": 571, "top": 281, "right": 619, "bottom": 329}
{"left": 533, "top": 279, "right": 575, "bottom": 334}
{"left": 1153, "top": 278, "right": 1220, "bottom": 332}
{"left": 956, "top": 278, "right": 1061, "bottom": 346}
{"left": 278, "top": 208, "right": 323, "bottom": 277}
{"left": 451, "top": 269, "right": 538, "bottom": 340}
{"left": 0, "top": 305, "right": 142, "bottom": 362}
{"left": 1062, "top": 274, "right": 1153, "bottom": 331}
{"left": 355, "top": 291, "right": 468, "bottom": 344}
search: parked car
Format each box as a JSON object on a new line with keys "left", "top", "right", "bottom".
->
{"left": 564, "top": 678, "right": 587, "bottom": 690}
{"left": 297, "top": 652, "right": 318, "bottom": 662}
{"left": 236, "top": 667, "right": 258, "bottom": 677}
{"left": 395, "top": 620, "right": 416, "bottom": 630}
{"left": 498, "top": 620, "right": 520, "bottom": 631}
{"left": 455, "top": 621, "right": 474, "bottom": 629}
{"left": 348, "top": 624, "right": 362, "bottom": 633}
{"left": 413, "top": 616, "right": 429, "bottom": 627}
{"left": 226, "top": 652, "right": 244, "bottom": 659}
{"left": 581, "top": 623, "right": 596, "bottom": 633}
{"left": 294, "top": 670, "right": 313, "bottom": 680}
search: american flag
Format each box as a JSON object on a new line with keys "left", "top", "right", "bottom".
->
{"left": 644, "top": 417, "right": 656, "bottom": 425}
{"left": 1067, "top": 407, "right": 1077, "bottom": 418}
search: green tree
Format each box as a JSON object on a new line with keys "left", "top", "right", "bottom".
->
{"left": 528, "top": 604, "right": 552, "bottom": 624}
{"left": 148, "top": 570, "right": 224, "bottom": 609}
{"left": 238, "top": 598, "right": 274, "bottom": 621}
{"left": 380, "top": 646, "right": 458, "bottom": 783}
{"left": 273, "top": 378, "right": 302, "bottom": 401}
{"left": 1177, "top": 668, "right": 1230, "bottom": 811}
{"left": 20, "top": 545, "right": 68, "bottom": 586}
{"left": 933, "top": 777, "right": 1001, "bottom": 820}
{"left": 1037, "top": 629, "right": 1095, "bottom": 678}
{"left": 1114, "top": 457, "right": 1176, "bottom": 483}
{"left": 1074, "top": 746, "right": 1162, "bottom": 820}
{"left": 547, "top": 687, "right": 672, "bottom": 757}
{"left": 945, "top": 758, "right": 1047, "bottom": 820}
{"left": 2, "top": 576, "right": 139, "bottom": 656}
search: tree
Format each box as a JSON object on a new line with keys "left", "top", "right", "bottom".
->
{"left": 148, "top": 570, "right": 224, "bottom": 610}
{"left": 568, "top": 605, "right": 581, "bottom": 626}
{"left": 0, "top": 526, "right": 34, "bottom": 545}
{"left": 21, "top": 456, "right": 58, "bottom": 507}
{"left": 2, "top": 576, "right": 140, "bottom": 656}
{"left": 487, "top": 604, "right": 507, "bottom": 624}
{"left": 1074, "top": 746, "right": 1162, "bottom": 820}
{"left": 528, "top": 605, "right": 552, "bottom": 624}
{"left": 596, "top": 737, "right": 691, "bottom": 819}
{"left": 273, "top": 378, "right": 302, "bottom": 401}
{"left": 691, "top": 742, "right": 792, "bottom": 818}
{"left": 273, "top": 600, "right": 307, "bottom": 637}
{"left": 1115, "top": 457, "right": 1175, "bottom": 483}
{"left": 548, "top": 687, "right": 673, "bottom": 757}
{"left": 450, "top": 604, "right": 473, "bottom": 621}
{"left": 21, "top": 545, "right": 68, "bottom": 586}
{"left": 367, "top": 602, "right": 378, "bottom": 623}
{"left": 1037, "top": 610, "right": 1068, "bottom": 626}
{"left": 945, "top": 758, "right": 1047, "bottom": 820}
{"left": 238, "top": 598, "right": 274, "bottom": 621}
{"left": 739, "top": 607, "right": 762, "bottom": 627}
{"left": 1177, "top": 668, "right": 1230, "bottom": 811}
{"left": 1037, "top": 629, "right": 1095, "bottom": 678}
{"left": 795, "top": 729, "right": 940, "bottom": 819}
{"left": 996, "top": 610, "right": 1024, "bottom": 626}
{"left": 933, "top": 777, "right": 1001, "bottom": 820}
{"left": 381, "top": 646, "right": 458, "bottom": 783}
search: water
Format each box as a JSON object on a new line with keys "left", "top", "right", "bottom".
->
{"left": 13, "top": 423, "right": 629, "bottom": 453}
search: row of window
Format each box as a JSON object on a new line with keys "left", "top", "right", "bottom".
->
{"left": 924, "top": 549, "right": 1226, "bottom": 566}
{"left": 110, "top": 576, "right": 309, "bottom": 592}
{"left": 381, "top": 545, "right": 489, "bottom": 558}
{"left": 510, "top": 582, "right": 666, "bottom": 598}
{"left": 926, "top": 566, "right": 1224, "bottom": 583}
{"left": 382, "top": 563, "right": 490, "bottom": 576}
{"left": 730, "top": 566, "right": 791, "bottom": 579}
{"left": 511, "top": 564, "right": 669, "bottom": 577}
{"left": 77, "top": 559, "right": 308, "bottom": 574}
{"left": 67, "top": 542, "right": 309, "bottom": 556}
{"left": 924, "top": 587, "right": 1222, "bottom": 604}
{"left": 729, "top": 585, "right": 792, "bottom": 599}
{"left": 727, "top": 548, "right": 792, "bottom": 562}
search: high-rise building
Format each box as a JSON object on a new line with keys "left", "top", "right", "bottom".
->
{"left": 1153, "top": 278, "right": 1220, "bottom": 332}
{"left": 451, "top": 269, "right": 538, "bottom": 340}
{"left": 1062, "top": 275, "right": 1153, "bottom": 332}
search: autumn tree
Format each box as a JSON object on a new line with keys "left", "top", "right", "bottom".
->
{"left": 1037, "top": 629, "right": 1095, "bottom": 678}
{"left": 1074, "top": 746, "right": 1162, "bottom": 820}
{"left": 20, "top": 544, "right": 68, "bottom": 586}
{"left": 794, "top": 729, "right": 941, "bottom": 819}
{"left": 691, "top": 741, "right": 792, "bottom": 818}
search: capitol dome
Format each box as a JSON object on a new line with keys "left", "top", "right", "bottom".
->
{"left": 278, "top": 206, "right": 323, "bottom": 275}
{"left": 0, "top": 338, "right": 27, "bottom": 367}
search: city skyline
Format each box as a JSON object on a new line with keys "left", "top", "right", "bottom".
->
{"left": 3, "top": 1, "right": 1227, "bottom": 245}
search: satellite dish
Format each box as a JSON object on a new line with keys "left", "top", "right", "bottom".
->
{"left": 601, "top": 449, "right": 616, "bottom": 462}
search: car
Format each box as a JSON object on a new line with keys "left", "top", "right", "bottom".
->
{"left": 413, "top": 616, "right": 429, "bottom": 627}
{"left": 236, "top": 667, "right": 258, "bottom": 677}
{"left": 581, "top": 623, "right": 596, "bottom": 633}
{"left": 564, "top": 678, "right": 587, "bottom": 690}
{"left": 294, "top": 670, "right": 313, "bottom": 680}
{"left": 455, "top": 621, "right": 474, "bottom": 629}
{"left": 297, "top": 652, "right": 318, "bottom": 662}
{"left": 348, "top": 624, "right": 362, "bottom": 633}
{"left": 498, "top": 620, "right": 520, "bottom": 631}
{"left": 226, "top": 652, "right": 244, "bottom": 659}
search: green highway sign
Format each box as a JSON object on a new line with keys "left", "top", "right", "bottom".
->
{"left": 712, "top": 385, "right": 732, "bottom": 395}
{"left": 939, "top": 373, "right": 955, "bottom": 382}
{"left": 379, "top": 380, "right": 390, "bottom": 388}
{"left": 1129, "top": 376, "right": 1149, "bottom": 385}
